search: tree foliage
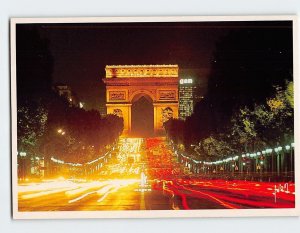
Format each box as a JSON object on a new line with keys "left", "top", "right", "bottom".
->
{"left": 39, "top": 98, "right": 124, "bottom": 163}
{"left": 166, "top": 81, "right": 293, "bottom": 160}
{"left": 17, "top": 100, "right": 48, "bottom": 153}
{"left": 197, "top": 135, "right": 236, "bottom": 160}
{"left": 17, "top": 27, "right": 124, "bottom": 163}
{"left": 188, "top": 26, "right": 293, "bottom": 139}
{"left": 165, "top": 26, "right": 293, "bottom": 160}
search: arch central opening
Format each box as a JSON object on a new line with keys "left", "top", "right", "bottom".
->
{"left": 131, "top": 94, "right": 154, "bottom": 137}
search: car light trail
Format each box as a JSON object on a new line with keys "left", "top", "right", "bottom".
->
{"left": 65, "top": 181, "right": 108, "bottom": 196}
{"left": 21, "top": 187, "right": 75, "bottom": 200}
{"left": 18, "top": 137, "right": 295, "bottom": 211}
{"left": 69, "top": 191, "right": 98, "bottom": 204}
{"left": 97, "top": 187, "right": 120, "bottom": 203}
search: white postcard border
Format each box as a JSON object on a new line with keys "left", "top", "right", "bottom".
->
{"left": 10, "top": 15, "right": 299, "bottom": 219}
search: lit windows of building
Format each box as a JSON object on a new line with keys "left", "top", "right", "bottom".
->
{"left": 179, "top": 78, "right": 196, "bottom": 120}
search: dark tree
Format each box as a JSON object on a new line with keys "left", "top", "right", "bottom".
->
{"left": 16, "top": 26, "right": 54, "bottom": 153}
{"left": 205, "top": 25, "right": 293, "bottom": 131}
{"left": 164, "top": 118, "right": 185, "bottom": 145}
{"left": 16, "top": 26, "right": 124, "bottom": 163}
{"left": 185, "top": 24, "right": 293, "bottom": 145}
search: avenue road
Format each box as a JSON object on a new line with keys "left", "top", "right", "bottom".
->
{"left": 18, "top": 137, "right": 295, "bottom": 211}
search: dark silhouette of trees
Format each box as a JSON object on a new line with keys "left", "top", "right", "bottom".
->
{"left": 16, "top": 26, "right": 124, "bottom": 164}
{"left": 41, "top": 103, "right": 124, "bottom": 163}
{"left": 165, "top": 25, "right": 293, "bottom": 160}
{"left": 166, "top": 81, "right": 294, "bottom": 160}
{"left": 181, "top": 26, "right": 293, "bottom": 143}
{"left": 16, "top": 26, "right": 54, "bottom": 154}
{"left": 230, "top": 81, "right": 294, "bottom": 154}
{"left": 204, "top": 26, "right": 293, "bottom": 132}
{"left": 164, "top": 118, "right": 185, "bottom": 145}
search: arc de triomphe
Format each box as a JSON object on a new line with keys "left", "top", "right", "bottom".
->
{"left": 103, "top": 64, "right": 179, "bottom": 135}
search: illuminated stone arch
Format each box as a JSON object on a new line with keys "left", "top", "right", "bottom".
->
{"left": 103, "top": 65, "right": 179, "bottom": 135}
{"left": 129, "top": 90, "right": 156, "bottom": 103}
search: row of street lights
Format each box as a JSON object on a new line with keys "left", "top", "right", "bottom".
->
{"left": 49, "top": 145, "right": 115, "bottom": 177}
{"left": 18, "top": 151, "right": 45, "bottom": 181}
{"left": 172, "top": 142, "right": 295, "bottom": 180}
{"left": 18, "top": 128, "right": 74, "bottom": 180}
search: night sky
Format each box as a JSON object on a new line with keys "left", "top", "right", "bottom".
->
{"left": 17, "top": 21, "right": 292, "bottom": 110}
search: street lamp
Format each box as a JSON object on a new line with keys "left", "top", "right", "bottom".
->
{"left": 19, "top": 152, "right": 27, "bottom": 157}
{"left": 57, "top": 128, "right": 66, "bottom": 135}
{"left": 274, "top": 147, "right": 281, "bottom": 176}
{"left": 18, "top": 151, "right": 27, "bottom": 181}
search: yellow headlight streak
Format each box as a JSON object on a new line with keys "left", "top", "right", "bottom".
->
{"left": 65, "top": 181, "right": 109, "bottom": 196}
{"left": 21, "top": 187, "right": 75, "bottom": 200}
{"left": 19, "top": 137, "right": 144, "bottom": 204}
{"left": 97, "top": 179, "right": 138, "bottom": 203}
{"left": 19, "top": 179, "right": 139, "bottom": 203}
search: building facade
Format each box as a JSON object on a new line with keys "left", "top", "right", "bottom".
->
{"left": 179, "top": 78, "right": 196, "bottom": 120}
{"left": 53, "top": 84, "right": 82, "bottom": 108}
